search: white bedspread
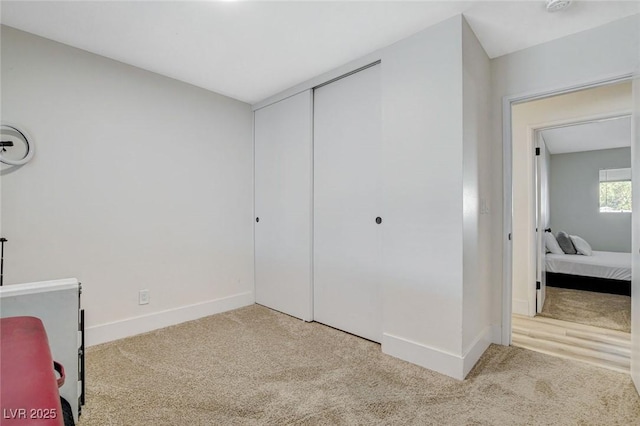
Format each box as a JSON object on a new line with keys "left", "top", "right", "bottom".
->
{"left": 545, "top": 251, "right": 631, "bottom": 281}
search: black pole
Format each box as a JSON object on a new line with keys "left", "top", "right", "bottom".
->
{"left": 0, "top": 238, "right": 6, "bottom": 287}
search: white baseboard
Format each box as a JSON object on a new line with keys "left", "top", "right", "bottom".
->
{"left": 382, "top": 326, "right": 496, "bottom": 380}
{"left": 382, "top": 333, "right": 464, "bottom": 380}
{"left": 512, "top": 298, "right": 529, "bottom": 316}
{"left": 462, "top": 326, "right": 496, "bottom": 377}
{"left": 86, "top": 291, "right": 254, "bottom": 347}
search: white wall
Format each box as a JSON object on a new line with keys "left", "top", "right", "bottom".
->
{"left": 254, "top": 15, "right": 495, "bottom": 380}
{"left": 461, "top": 17, "right": 493, "bottom": 370}
{"left": 550, "top": 147, "right": 632, "bottom": 252}
{"left": 492, "top": 14, "right": 639, "bottom": 336}
{"left": 379, "top": 17, "right": 465, "bottom": 374}
{"left": 510, "top": 83, "right": 631, "bottom": 316}
{"left": 0, "top": 26, "right": 255, "bottom": 345}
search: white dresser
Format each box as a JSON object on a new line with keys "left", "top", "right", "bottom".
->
{"left": 0, "top": 278, "right": 84, "bottom": 423}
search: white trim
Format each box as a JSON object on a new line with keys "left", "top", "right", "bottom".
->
{"left": 501, "top": 73, "right": 633, "bottom": 347}
{"left": 630, "top": 74, "right": 640, "bottom": 395}
{"left": 0, "top": 278, "right": 79, "bottom": 297}
{"left": 307, "top": 89, "right": 315, "bottom": 322}
{"left": 382, "top": 326, "right": 497, "bottom": 380}
{"left": 382, "top": 333, "right": 463, "bottom": 380}
{"left": 509, "top": 75, "right": 632, "bottom": 107}
{"left": 86, "top": 291, "right": 254, "bottom": 346}
{"left": 252, "top": 105, "right": 257, "bottom": 313}
{"left": 512, "top": 298, "right": 530, "bottom": 316}
{"left": 528, "top": 124, "right": 539, "bottom": 318}
{"left": 252, "top": 52, "right": 383, "bottom": 111}
{"left": 462, "top": 326, "right": 495, "bottom": 378}
{"left": 502, "top": 93, "right": 514, "bottom": 346}
{"left": 530, "top": 111, "right": 632, "bottom": 135}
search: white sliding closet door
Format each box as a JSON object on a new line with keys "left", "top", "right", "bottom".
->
{"left": 313, "top": 64, "right": 382, "bottom": 342}
{"left": 254, "top": 90, "right": 313, "bottom": 321}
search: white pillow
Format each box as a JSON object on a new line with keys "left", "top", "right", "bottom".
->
{"left": 570, "top": 235, "right": 592, "bottom": 256}
{"left": 545, "top": 232, "right": 564, "bottom": 255}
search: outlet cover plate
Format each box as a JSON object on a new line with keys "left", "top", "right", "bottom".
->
{"left": 139, "top": 289, "right": 150, "bottom": 305}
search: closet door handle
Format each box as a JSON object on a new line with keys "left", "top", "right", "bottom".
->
{"left": 375, "top": 217, "right": 382, "bottom": 224}
{"left": 256, "top": 217, "right": 260, "bottom": 223}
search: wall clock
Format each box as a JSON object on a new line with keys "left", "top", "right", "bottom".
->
{"left": 0, "top": 123, "right": 35, "bottom": 166}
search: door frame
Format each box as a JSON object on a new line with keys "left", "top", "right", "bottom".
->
{"left": 534, "top": 129, "right": 546, "bottom": 315}
{"left": 526, "top": 114, "right": 633, "bottom": 317}
{"left": 501, "top": 74, "right": 634, "bottom": 345}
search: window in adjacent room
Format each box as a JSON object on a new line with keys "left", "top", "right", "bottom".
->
{"left": 599, "top": 167, "right": 632, "bottom": 212}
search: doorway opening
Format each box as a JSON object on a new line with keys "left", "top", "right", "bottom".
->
{"left": 507, "top": 80, "right": 633, "bottom": 372}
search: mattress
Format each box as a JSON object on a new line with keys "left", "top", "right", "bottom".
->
{"left": 545, "top": 251, "right": 631, "bottom": 281}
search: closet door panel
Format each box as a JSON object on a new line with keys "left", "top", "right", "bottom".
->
{"left": 314, "top": 65, "right": 382, "bottom": 342}
{"left": 254, "top": 90, "right": 313, "bottom": 321}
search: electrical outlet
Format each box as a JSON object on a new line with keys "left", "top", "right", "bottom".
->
{"left": 139, "top": 289, "right": 150, "bottom": 305}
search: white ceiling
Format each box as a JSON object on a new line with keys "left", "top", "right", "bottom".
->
{"left": 541, "top": 116, "right": 632, "bottom": 155}
{"left": 1, "top": 1, "right": 638, "bottom": 104}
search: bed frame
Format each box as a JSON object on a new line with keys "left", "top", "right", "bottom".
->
{"left": 546, "top": 272, "right": 631, "bottom": 296}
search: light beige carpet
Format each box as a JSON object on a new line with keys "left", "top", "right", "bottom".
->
{"left": 539, "top": 287, "right": 631, "bottom": 333}
{"left": 80, "top": 305, "right": 640, "bottom": 425}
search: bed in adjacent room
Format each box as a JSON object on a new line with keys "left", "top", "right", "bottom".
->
{"left": 545, "top": 250, "right": 631, "bottom": 296}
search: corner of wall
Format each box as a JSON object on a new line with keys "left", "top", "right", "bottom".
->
{"left": 462, "top": 325, "right": 495, "bottom": 377}
{"left": 383, "top": 324, "right": 496, "bottom": 380}
{"left": 382, "top": 333, "right": 467, "bottom": 380}
{"left": 461, "top": 4, "right": 493, "bottom": 356}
